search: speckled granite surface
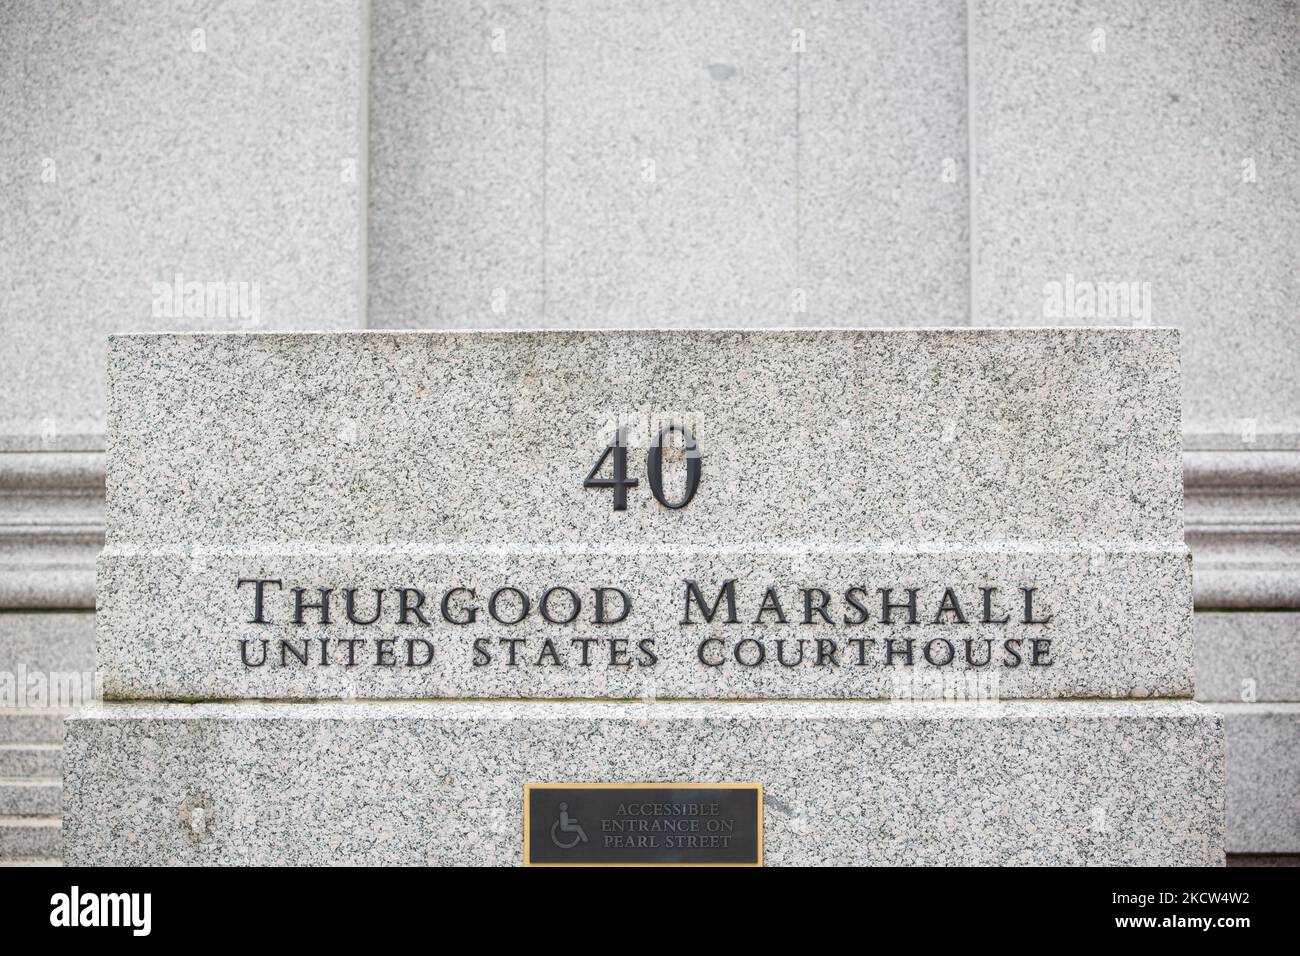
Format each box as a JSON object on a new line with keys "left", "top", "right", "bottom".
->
{"left": 97, "top": 329, "right": 1191, "bottom": 699}
{"left": 1216, "top": 703, "right": 1300, "bottom": 854}
{"left": 63, "top": 700, "right": 1224, "bottom": 866}
{"left": 970, "top": 0, "right": 1300, "bottom": 449}
{"left": 368, "top": 1, "right": 968, "bottom": 330}
{"left": 0, "top": 1, "right": 363, "bottom": 449}
{"left": 1196, "top": 612, "right": 1300, "bottom": 702}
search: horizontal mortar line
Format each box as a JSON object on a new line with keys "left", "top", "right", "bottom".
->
{"left": 1185, "top": 523, "right": 1300, "bottom": 533}
{"left": 1208, "top": 702, "right": 1300, "bottom": 712}
{"left": 1186, "top": 483, "right": 1300, "bottom": 491}
{"left": 107, "top": 327, "right": 1185, "bottom": 340}
{"left": 0, "top": 534, "right": 105, "bottom": 545}
{"left": 99, "top": 542, "right": 1190, "bottom": 557}
{"left": 84, "top": 696, "right": 1206, "bottom": 708}
{"left": 1191, "top": 555, "right": 1300, "bottom": 564}
{"left": 0, "top": 522, "right": 104, "bottom": 532}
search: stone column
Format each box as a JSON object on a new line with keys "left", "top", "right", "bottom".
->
{"left": 368, "top": 1, "right": 969, "bottom": 328}
{"left": 969, "top": 0, "right": 1300, "bottom": 858}
{"left": 0, "top": 0, "right": 366, "bottom": 863}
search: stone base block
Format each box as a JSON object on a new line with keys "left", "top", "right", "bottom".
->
{"left": 64, "top": 701, "right": 1225, "bottom": 866}
{"left": 1195, "top": 612, "right": 1300, "bottom": 702}
{"left": 1216, "top": 703, "right": 1300, "bottom": 853}
{"left": 1227, "top": 854, "right": 1300, "bottom": 867}
{"left": 0, "top": 611, "right": 96, "bottom": 676}
{"left": 0, "top": 817, "right": 60, "bottom": 861}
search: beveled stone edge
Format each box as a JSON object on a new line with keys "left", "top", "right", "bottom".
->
{"left": 1187, "top": 450, "right": 1300, "bottom": 608}
{"left": 0, "top": 451, "right": 105, "bottom": 609}
{"left": 106, "top": 326, "right": 1184, "bottom": 341}
{"left": 67, "top": 698, "right": 1223, "bottom": 722}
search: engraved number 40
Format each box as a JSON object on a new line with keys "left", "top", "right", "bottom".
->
{"left": 584, "top": 425, "right": 701, "bottom": 511}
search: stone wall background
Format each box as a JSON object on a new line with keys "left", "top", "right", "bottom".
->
{"left": 1, "top": 0, "right": 1296, "bottom": 863}
{"left": 0, "top": 0, "right": 366, "bottom": 863}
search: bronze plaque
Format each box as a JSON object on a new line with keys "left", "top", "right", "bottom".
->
{"left": 523, "top": 783, "right": 762, "bottom": 867}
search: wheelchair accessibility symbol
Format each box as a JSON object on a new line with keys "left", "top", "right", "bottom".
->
{"left": 550, "top": 802, "right": 589, "bottom": 849}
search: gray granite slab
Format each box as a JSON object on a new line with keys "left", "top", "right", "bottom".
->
{"left": 98, "top": 329, "right": 1190, "bottom": 699}
{"left": 970, "top": 0, "right": 1300, "bottom": 450}
{"left": 368, "top": 0, "right": 970, "bottom": 328}
{"left": 1195, "top": 612, "right": 1300, "bottom": 703}
{"left": 0, "top": 744, "right": 62, "bottom": 779}
{"left": 543, "top": 0, "right": 797, "bottom": 325}
{"left": 0, "top": 612, "right": 96, "bottom": 677}
{"left": 0, "top": 780, "right": 60, "bottom": 816}
{"left": 369, "top": 0, "right": 544, "bottom": 329}
{"left": 799, "top": 0, "right": 968, "bottom": 325}
{"left": 0, "top": 0, "right": 364, "bottom": 450}
{"left": 0, "top": 711, "right": 66, "bottom": 746}
{"left": 62, "top": 700, "right": 1225, "bottom": 866}
{"left": 1216, "top": 703, "right": 1300, "bottom": 854}
{"left": 0, "top": 818, "right": 59, "bottom": 861}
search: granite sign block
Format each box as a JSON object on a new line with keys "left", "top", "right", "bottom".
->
{"left": 96, "top": 329, "right": 1191, "bottom": 700}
